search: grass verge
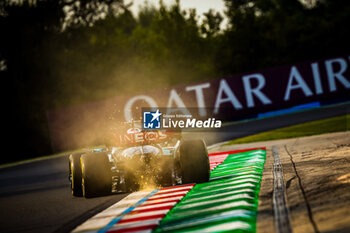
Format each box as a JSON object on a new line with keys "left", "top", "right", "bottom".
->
{"left": 225, "top": 114, "right": 350, "bottom": 145}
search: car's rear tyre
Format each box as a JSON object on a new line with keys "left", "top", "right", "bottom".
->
{"left": 69, "top": 154, "right": 83, "bottom": 197}
{"left": 180, "top": 139, "right": 210, "bottom": 184}
{"left": 81, "top": 152, "right": 112, "bottom": 198}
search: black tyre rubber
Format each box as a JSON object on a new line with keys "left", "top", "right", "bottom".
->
{"left": 81, "top": 152, "right": 112, "bottom": 198}
{"left": 69, "top": 154, "right": 83, "bottom": 197}
{"left": 180, "top": 139, "right": 210, "bottom": 184}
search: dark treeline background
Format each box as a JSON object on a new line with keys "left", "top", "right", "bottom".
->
{"left": 1, "top": 0, "right": 349, "bottom": 164}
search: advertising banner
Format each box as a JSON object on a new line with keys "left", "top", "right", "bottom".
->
{"left": 47, "top": 55, "right": 350, "bottom": 151}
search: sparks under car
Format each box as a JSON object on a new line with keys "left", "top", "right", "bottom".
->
{"left": 68, "top": 122, "right": 210, "bottom": 197}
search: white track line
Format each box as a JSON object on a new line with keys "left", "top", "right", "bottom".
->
{"left": 272, "top": 146, "right": 292, "bottom": 233}
{"left": 72, "top": 191, "right": 152, "bottom": 232}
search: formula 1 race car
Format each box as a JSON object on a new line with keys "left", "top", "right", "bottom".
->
{"left": 68, "top": 122, "right": 210, "bottom": 197}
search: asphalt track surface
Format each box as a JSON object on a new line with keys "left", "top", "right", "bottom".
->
{"left": 0, "top": 102, "right": 349, "bottom": 233}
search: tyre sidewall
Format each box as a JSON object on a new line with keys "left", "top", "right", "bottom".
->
{"left": 180, "top": 139, "right": 210, "bottom": 184}
{"left": 81, "top": 152, "right": 112, "bottom": 198}
{"left": 69, "top": 154, "right": 83, "bottom": 197}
